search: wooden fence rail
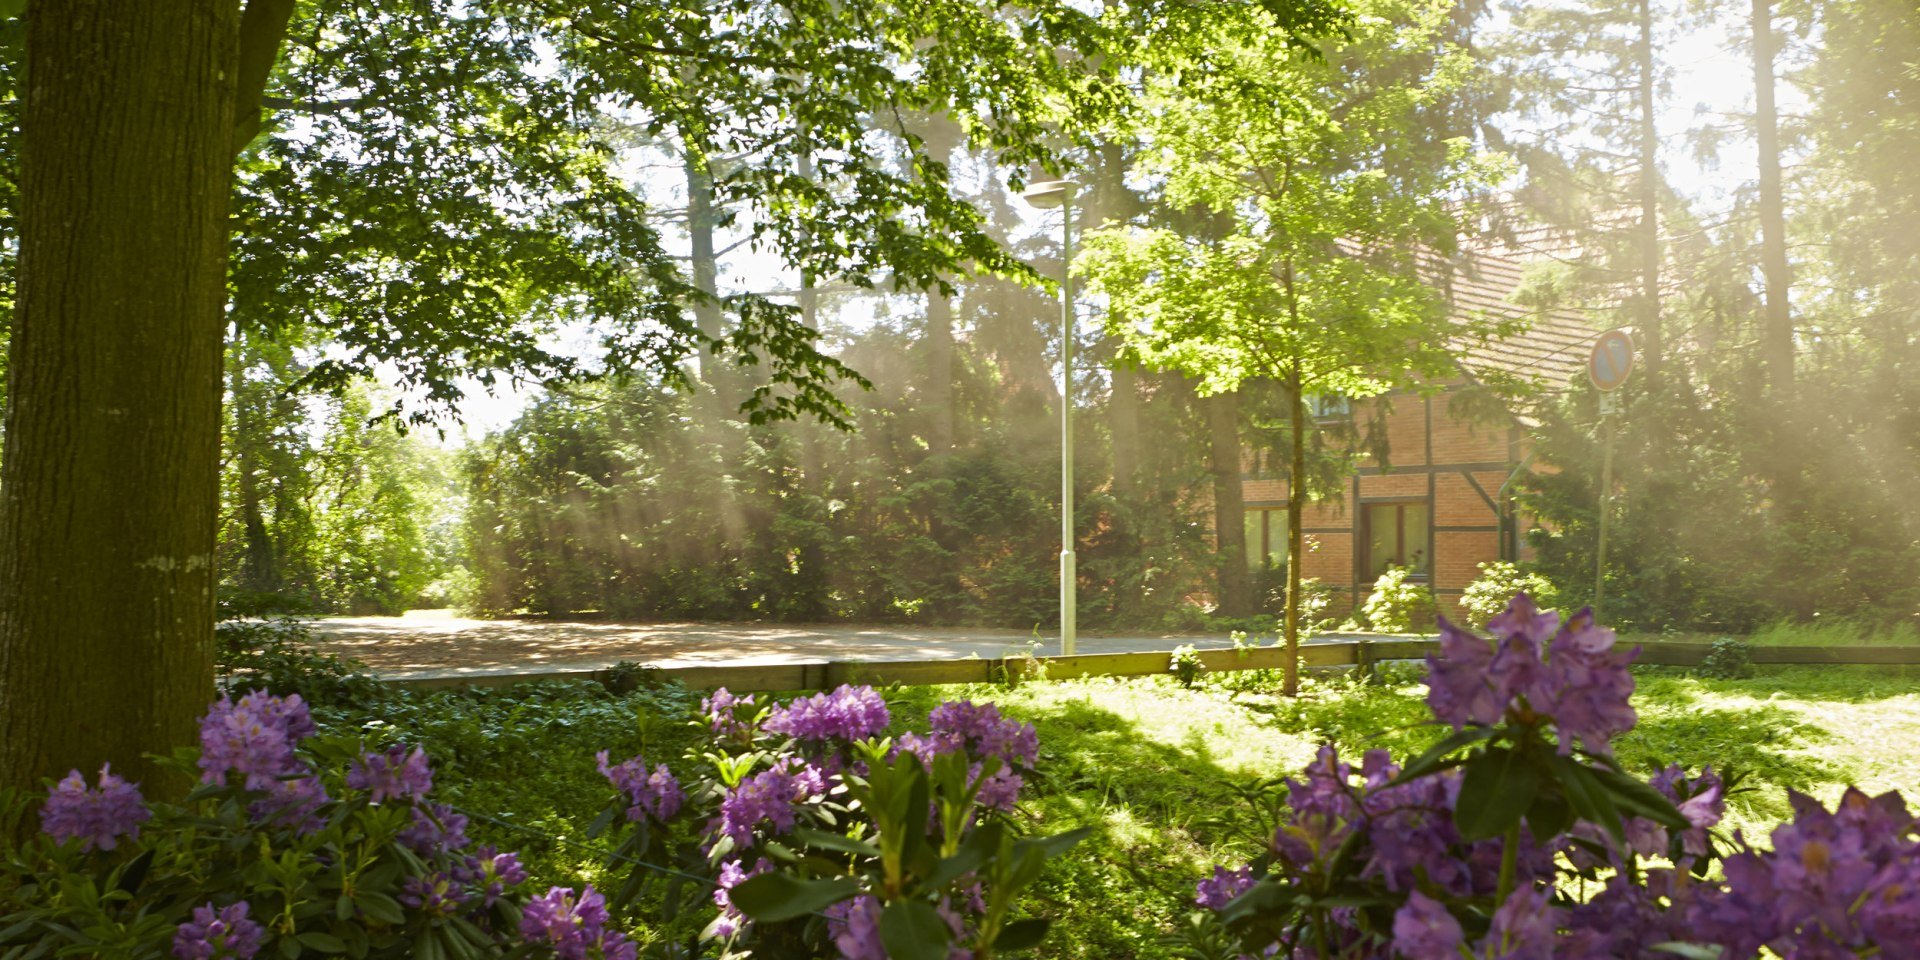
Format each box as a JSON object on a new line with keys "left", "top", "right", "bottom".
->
{"left": 383, "top": 638, "right": 1920, "bottom": 695}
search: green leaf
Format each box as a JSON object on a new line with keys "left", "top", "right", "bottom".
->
{"left": 993, "top": 918, "right": 1051, "bottom": 952}
{"left": 1526, "top": 790, "right": 1573, "bottom": 839}
{"left": 355, "top": 891, "right": 405, "bottom": 925}
{"left": 1390, "top": 726, "right": 1497, "bottom": 785}
{"left": 729, "top": 873, "right": 859, "bottom": 923}
{"left": 879, "top": 900, "right": 952, "bottom": 960}
{"left": 1453, "top": 746, "right": 1539, "bottom": 841}
{"left": 297, "top": 932, "right": 348, "bottom": 953}
{"left": 791, "top": 827, "right": 882, "bottom": 859}
{"left": 1593, "top": 767, "right": 1691, "bottom": 830}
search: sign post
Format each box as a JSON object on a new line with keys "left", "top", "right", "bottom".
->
{"left": 1588, "top": 329, "right": 1634, "bottom": 621}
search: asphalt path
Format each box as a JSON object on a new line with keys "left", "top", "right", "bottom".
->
{"left": 303, "top": 609, "right": 1369, "bottom": 680}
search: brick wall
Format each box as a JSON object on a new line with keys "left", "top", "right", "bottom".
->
{"left": 1236, "top": 384, "right": 1528, "bottom": 626}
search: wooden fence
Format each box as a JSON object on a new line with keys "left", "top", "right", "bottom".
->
{"left": 385, "top": 638, "right": 1920, "bottom": 695}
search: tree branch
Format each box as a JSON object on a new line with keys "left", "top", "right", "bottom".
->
{"left": 232, "top": 0, "right": 297, "bottom": 154}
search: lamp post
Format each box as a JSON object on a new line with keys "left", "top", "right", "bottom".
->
{"left": 1022, "top": 179, "right": 1080, "bottom": 656}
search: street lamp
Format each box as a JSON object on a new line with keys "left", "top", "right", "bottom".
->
{"left": 1022, "top": 179, "right": 1080, "bottom": 656}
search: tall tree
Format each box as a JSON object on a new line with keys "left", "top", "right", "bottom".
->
{"left": 1751, "top": 0, "right": 1792, "bottom": 393}
{"left": 0, "top": 0, "right": 261, "bottom": 794}
{"left": 1081, "top": 0, "right": 1513, "bottom": 694}
{"left": 0, "top": 0, "right": 1130, "bottom": 793}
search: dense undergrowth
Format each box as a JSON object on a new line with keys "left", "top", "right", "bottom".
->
{"left": 216, "top": 621, "right": 1920, "bottom": 958}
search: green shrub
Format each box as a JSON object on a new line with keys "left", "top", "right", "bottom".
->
{"left": 1360, "top": 566, "right": 1436, "bottom": 634}
{"left": 1458, "top": 561, "right": 1560, "bottom": 628}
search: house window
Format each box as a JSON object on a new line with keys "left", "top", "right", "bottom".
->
{"left": 1364, "top": 501, "right": 1430, "bottom": 579}
{"left": 1244, "top": 508, "right": 1290, "bottom": 571}
{"left": 1310, "top": 394, "right": 1352, "bottom": 421}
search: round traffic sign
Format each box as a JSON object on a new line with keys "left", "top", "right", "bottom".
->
{"left": 1588, "top": 329, "right": 1634, "bottom": 392}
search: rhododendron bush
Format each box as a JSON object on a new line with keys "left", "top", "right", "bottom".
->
{"left": 1, "top": 685, "right": 1080, "bottom": 959}
{"left": 1176, "top": 595, "right": 1920, "bottom": 960}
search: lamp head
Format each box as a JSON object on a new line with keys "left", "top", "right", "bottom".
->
{"left": 1021, "top": 179, "right": 1080, "bottom": 210}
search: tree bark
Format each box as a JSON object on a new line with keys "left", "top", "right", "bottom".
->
{"left": 1207, "top": 389, "right": 1252, "bottom": 618}
{"left": 687, "top": 152, "right": 725, "bottom": 383}
{"left": 1109, "top": 362, "right": 1141, "bottom": 495}
{"left": 926, "top": 287, "right": 956, "bottom": 455}
{"left": 1283, "top": 370, "right": 1307, "bottom": 697}
{"left": 1636, "top": 0, "right": 1664, "bottom": 389}
{"left": 1752, "top": 0, "right": 1792, "bottom": 393}
{"left": 1, "top": 1, "right": 240, "bottom": 794}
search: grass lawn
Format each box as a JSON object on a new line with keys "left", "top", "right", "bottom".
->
{"left": 885, "top": 664, "right": 1920, "bottom": 959}
{"left": 334, "top": 662, "right": 1920, "bottom": 959}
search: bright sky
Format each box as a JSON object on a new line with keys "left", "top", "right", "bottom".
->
{"left": 423, "top": 2, "right": 1794, "bottom": 442}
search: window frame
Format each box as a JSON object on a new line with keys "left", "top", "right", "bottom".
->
{"left": 1362, "top": 499, "right": 1432, "bottom": 581}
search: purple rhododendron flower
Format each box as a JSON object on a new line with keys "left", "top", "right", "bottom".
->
{"left": 1426, "top": 595, "right": 1639, "bottom": 755}
{"left": 1485, "top": 884, "right": 1560, "bottom": 957}
{"left": 247, "top": 775, "right": 329, "bottom": 836}
{"left": 397, "top": 802, "right": 470, "bottom": 855}
{"left": 928, "top": 701, "right": 1039, "bottom": 766}
{"left": 172, "top": 901, "right": 264, "bottom": 960}
{"left": 1195, "top": 865, "right": 1256, "bottom": 910}
{"left": 1391, "top": 891, "right": 1464, "bottom": 960}
{"left": 399, "top": 872, "right": 469, "bottom": 918}
{"left": 458, "top": 845, "right": 528, "bottom": 907}
{"left": 197, "top": 692, "right": 315, "bottom": 790}
{"left": 520, "top": 886, "right": 636, "bottom": 960}
{"left": 971, "top": 763, "right": 1024, "bottom": 813}
{"left": 709, "top": 857, "right": 771, "bottom": 939}
{"left": 764, "top": 685, "right": 890, "bottom": 742}
{"left": 41, "top": 763, "right": 150, "bottom": 852}
{"left": 347, "top": 744, "right": 433, "bottom": 803}
{"left": 826, "top": 895, "right": 886, "bottom": 960}
{"left": 703, "top": 688, "right": 757, "bottom": 740}
{"left": 596, "top": 750, "right": 685, "bottom": 822}
{"left": 1426, "top": 616, "right": 1502, "bottom": 727}
{"left": 711, "top": 765, "right": 802, "bottom": 849}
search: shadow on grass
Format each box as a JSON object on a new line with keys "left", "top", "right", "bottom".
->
{"left": 893, "top": 686, "right": 1283, "bottom": 960}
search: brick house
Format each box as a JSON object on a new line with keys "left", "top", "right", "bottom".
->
{"left": 1237, "top": 237, "right": 1598, "bottom": 623}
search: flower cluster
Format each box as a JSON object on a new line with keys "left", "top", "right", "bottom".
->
{"left": 396, "top": 802, "right": 470, "bottom": 856}
{"left": 347, "top": 743, "right": 433, "bottom": 803}
{"left": 459, "top": 845, "right": 529, "bottom": 908}
{"left": 596, "top": 750, "right": 684, "bottom": 822}
{"left": 709, "top": 857, "right": 771, "bottom": 939}
{"left": 1690, "top": 787, "right": 1920, "bottom": 957}
{"left": 39, "top": 763, "right": 150, "bottom": 852}
{"left": 762, "top": 684, "right": 891, "bottom": 743}
{"left": 1426, "top": 595, "right": 1638, "bottom": 753}
{"left": 198, "top": 691, "right": 317, "bottom": 789}
{"left": 824, "top": 895, "right": 886, "bottom": 960}
{"left": 519, "top": 886, "right": 637, "bottom": 960}
{"left": 710, "top": 763, "right": 808, "bottom": 849}
{"left": 171, "top": 901, "right": 264, "bottom": 960}
{"left": 895, "top": 700, "right": 1039, "bottom": 814}
{"left": 702, "top": 688, "right": 758, "bottom": 740}
{"left": 1194, "top": 866, "right": 1255, "bottom": 910}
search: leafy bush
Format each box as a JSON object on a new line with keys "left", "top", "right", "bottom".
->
{"left": 1458, "top": 561, "right": 1559, "bottom": 629}
{"left": 589, "top": 686, "right": 1084, "bottom": 958}
{"left": 216, "top": 616, "right": 389, "bottom": 708}
{"left": 1171, "top": 644, "right": 1206, "bottom": 688}
{"left": 1697, "top": 636, "right": 1756, "bottom": 679}
{"left": 1176, "top": 595, "right": 1920, "bottom": 958}
{"left": 1360, "top": 566, "right": 1436, "bottom": 634}
{"left": 3, "top": 683, "right": 1087, "bottom": 960}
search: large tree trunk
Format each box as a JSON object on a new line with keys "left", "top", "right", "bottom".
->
{"left": 1206, "top": 389, "right": 1252, "bottom": 618}
{"left": 0, "top": 1, "right": 240, "bottom": 794}
{"left": 1752, "top": 0, "right": 1792, "bottom": 393}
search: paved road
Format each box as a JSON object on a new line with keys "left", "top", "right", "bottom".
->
{"left": 304, "top": 610, "right": 1366, "bottom": 680}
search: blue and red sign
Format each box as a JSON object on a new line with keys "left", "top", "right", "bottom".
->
{"left": 1588, "top": 329, "right": 1634, "bottom": 392}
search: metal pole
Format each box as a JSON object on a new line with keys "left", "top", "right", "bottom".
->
{"left": 1594, "top": 412, "right": 1615, "bottom": 620}
{"left": 1059, "top": 193, "right": 1077, "bottom": 656}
